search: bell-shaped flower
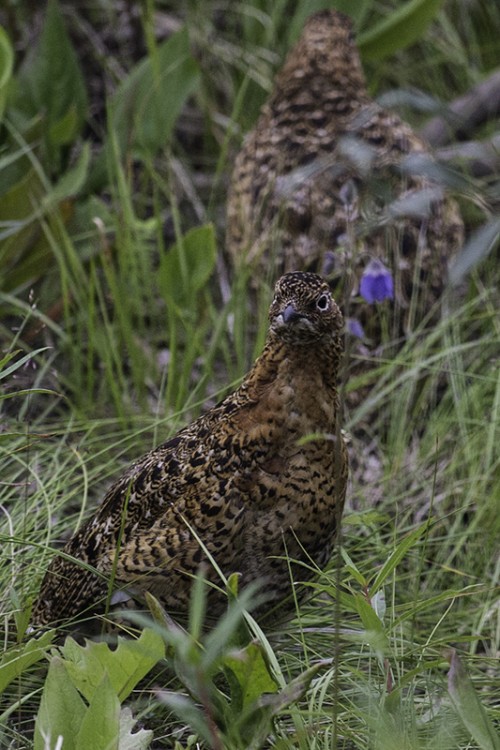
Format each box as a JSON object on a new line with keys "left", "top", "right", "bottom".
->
{"left": 346, "top": 318, "right": 365, "bottom": 339}
{"left": 359, "top": 258, "right": 394, "bottom": 304}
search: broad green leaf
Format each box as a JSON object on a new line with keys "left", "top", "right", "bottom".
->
{"left": 75, "top": 675, "right": 120, "bottom": 750}
{"left": 61, "top": 628, "right": 165, "bottom": 702}
{"left": 34, "top": 656, "right": 86, "bottom": 750}
{"left": 354, "top": 593, "right": 386, "bottom": 636}
{"left": 202, "top": 583, "right": 261, "bottom": 675}
{"left": 358, "top": 0, "right": 444, "bottom": 60}
{"left": 119, "top": 707, "right": 153, "bottom": 750}
{"left": 237, "top": 659, "right": 331, "bottom": 748}
{"left": 447, "top": 649, "right": 500, "bottom": 750}
{"left": 0, "top": 26, "right": 13, "bottom": 122}
{"left": 223, "top": 640, "right": 278, "bottom": 712}
{"left": 0, "top": 166, "right": 46, "bottom": 281}
{"left": 45, "top": 143, "right": 91, "bottom": 206}
{"left": 48, "top": 104, "right": 81, "bottom": 147}
{"left": 11, "top": 588, "right": 34, "bottom": 637}
{"left": 351, "top": 598, "right": 389, "bottom": 657}
{"left": 371, "top": 522, "right": 429, "bottom": 592}
{"left": 87, "top": 26, "right": 199, "bottom": 190}
{"left": 13, "top": 0, "right": 87, "bottom": 160}
{"left": 159, "top": 223, "right": 217, "bottom": 311}
{"left": 0, "top": 631, "right": 53, "bottom": 693}
{"left": 0, "top": 139, "right": 77, "bottom": 293}
{"left": 109, "top": 26, "right": 199, "bottom": 157}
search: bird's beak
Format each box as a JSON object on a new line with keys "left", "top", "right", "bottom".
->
{"left": 282, "top": 303, "right": 301, "bottom": 324}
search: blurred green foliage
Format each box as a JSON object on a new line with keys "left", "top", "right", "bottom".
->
{"left": 0, "top": 0, "right": 200, "bottom": 300}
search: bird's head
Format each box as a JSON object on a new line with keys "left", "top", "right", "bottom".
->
{"left": 275, "top": 10, "right": 366, "bottom": 100}
{"left": 269, "top": 272, "right": 343, "bottom": 345}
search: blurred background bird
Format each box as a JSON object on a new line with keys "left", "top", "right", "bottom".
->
{"left": 226, "top": 10, "right": 464, "bottom": 380}
{"left": 32, "top": 272, "right": 348, "bottom": 630}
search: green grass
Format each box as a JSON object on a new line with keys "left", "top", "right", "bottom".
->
{"left": 1, "top": 0, "right": 499, "bottom": 748}
{"left": 1, "top": 263, "right": 498, "bottom": 748}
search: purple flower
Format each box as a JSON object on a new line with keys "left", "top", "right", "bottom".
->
{"left": 359, "top": 259, "right": 394, "bottom": 304}
{"left": 346, "top": 318, "right": 365, "bottom": 339}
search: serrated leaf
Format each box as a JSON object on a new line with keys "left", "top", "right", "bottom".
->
{"left": 75, "top": 675, "right": 120, "bottom": 750}
{"left": 34, "top": 656, "right": 86, "bottom": 750}
{"left": 447, "top": 649, "right": 500, "bottom": 750}
{"left": 0, "top": 631, "right": 54, "bottom": 693}
{"left": 119, "top": 707, "right": 153, "bottom": 750}
{"left": 359, "top": 0, "right": 444, "bottom": 60}
{"left": 60, "top": 628, "right": 165, "bottom": 702}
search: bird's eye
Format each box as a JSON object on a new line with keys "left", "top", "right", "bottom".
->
{"left": 316, "top": 293, "right": 330, "bottom": 311}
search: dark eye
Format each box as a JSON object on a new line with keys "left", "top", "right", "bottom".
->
{"left": 316, "top": 293, "right": 330, "bottom": 311}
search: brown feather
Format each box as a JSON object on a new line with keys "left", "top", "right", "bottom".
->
{"left": 32, "top": 273, "right": 348, "bottom": 628}
{"left": 226, "top": 10, "right": 463, "bottom": 357}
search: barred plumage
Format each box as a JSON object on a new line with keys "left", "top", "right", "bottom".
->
{"left": 226, "top": 10, "right": 463, "bottom": 353}
{"left": 32, "top": 272, "right": 348, "bottom": 628}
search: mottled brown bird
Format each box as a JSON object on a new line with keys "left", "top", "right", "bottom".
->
{"left": 32, "top": 272, "right": 348, "bottom": 628}
{"left": 226, "top": 10, "right": 463, "bottom": 351}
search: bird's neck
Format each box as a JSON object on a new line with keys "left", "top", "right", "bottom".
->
{"left": 244, "top": 333, "right": 342, "bottom": 402}
{"left": 272, "top": 51, "right": 367, "bottom": 112}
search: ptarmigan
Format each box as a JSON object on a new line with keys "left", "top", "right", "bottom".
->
{"left": 226, "top": 10, "right": 463, "bottom": 352}
{"left": 32, "top": 272, "right": 348, "bottom": 628}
